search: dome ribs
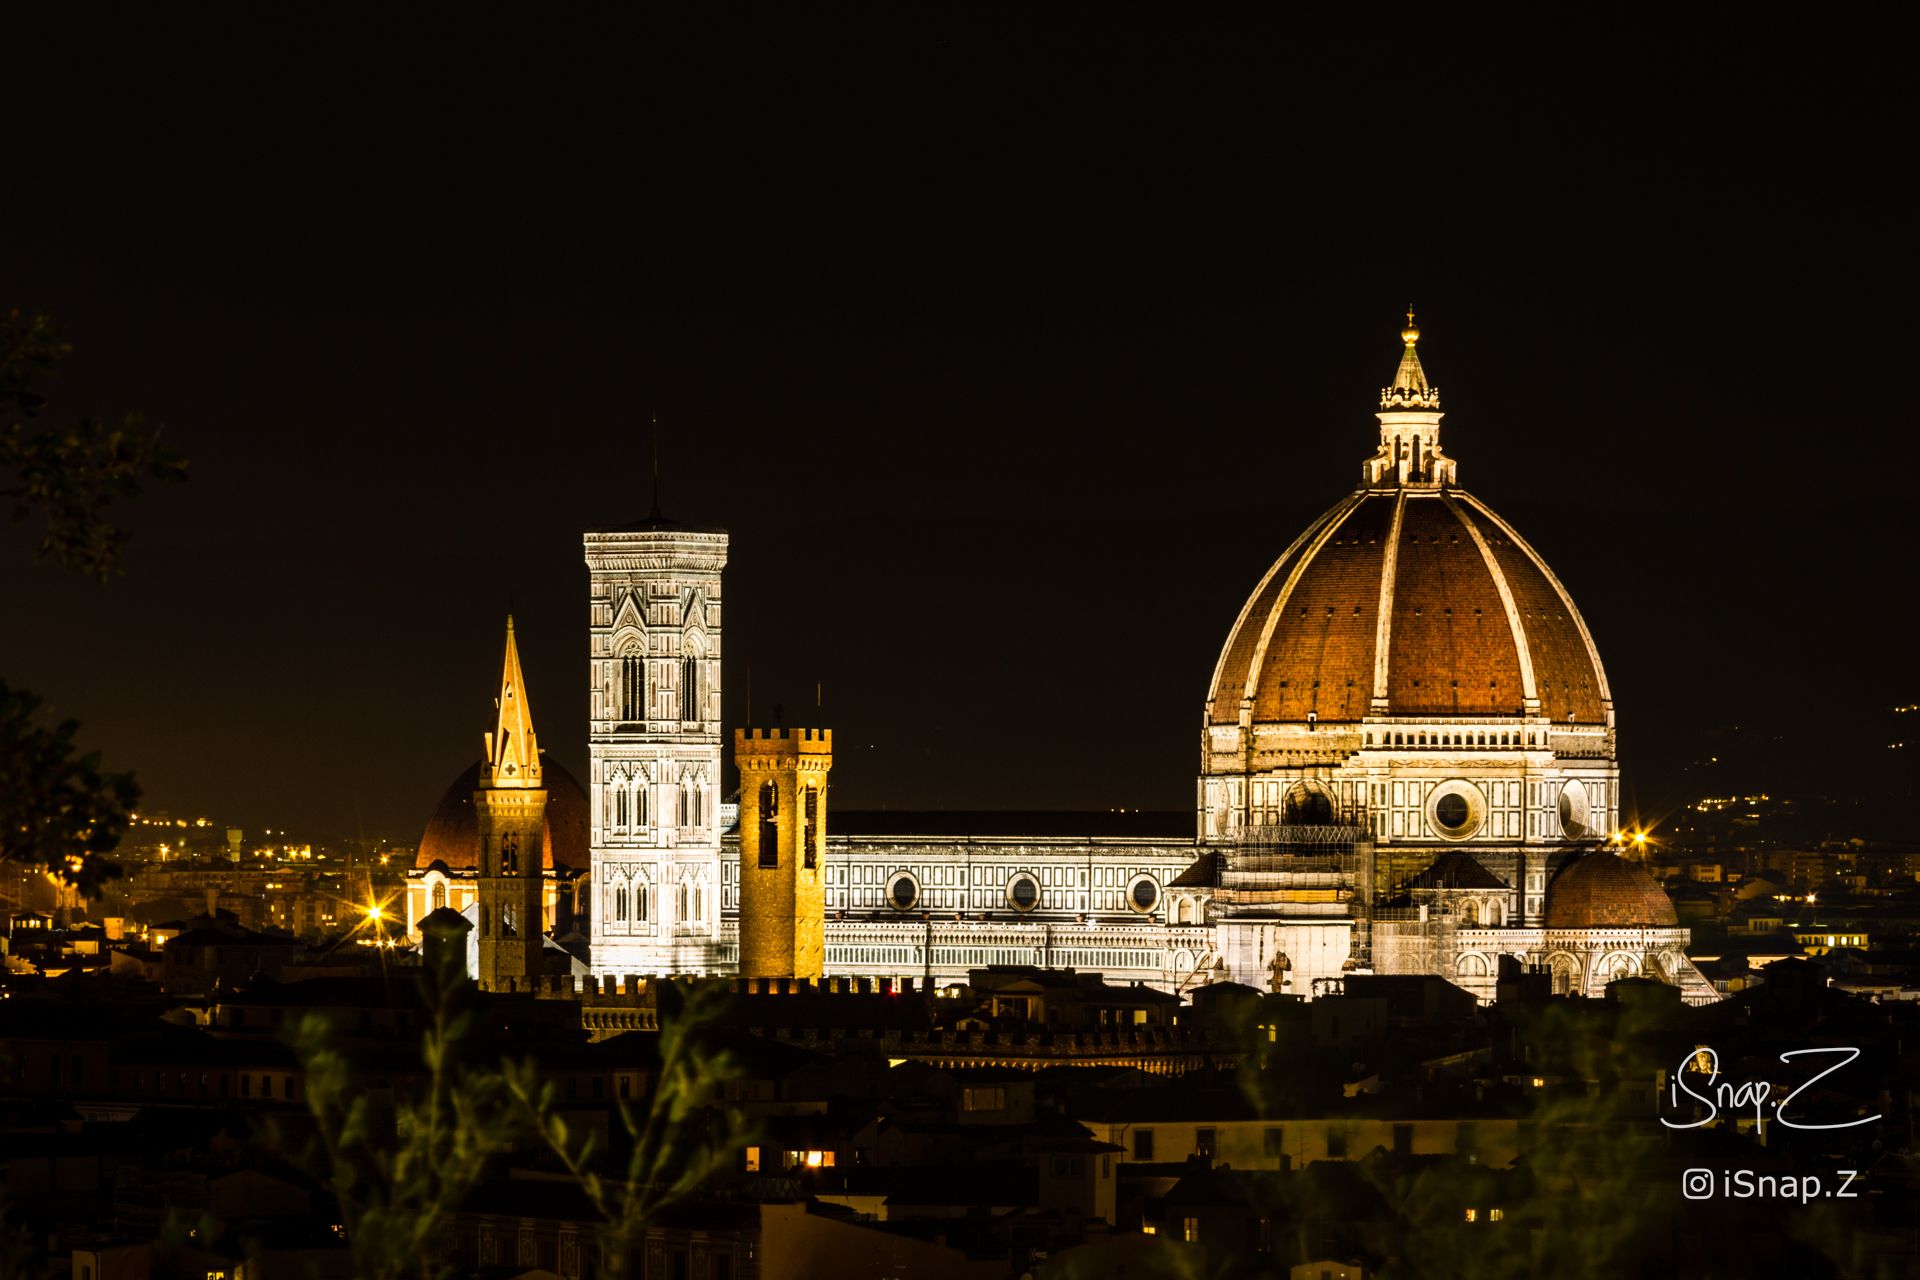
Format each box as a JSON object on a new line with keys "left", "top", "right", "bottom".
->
{"left": 1206, "top": 495, "right": 1361, "bottom": 726}
{"left": 1248, "top": 493, "right": 1395, "bottom": 724}
{"left": 1454, "top": 498, "right": 1609, "bottom": 726}
{"left": 1387, "top": 497, "right": 1520, "bottom": 716}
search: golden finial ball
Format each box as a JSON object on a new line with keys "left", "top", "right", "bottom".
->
{"left": 1401, "top": 324, "right": 1420, "bottom": 345}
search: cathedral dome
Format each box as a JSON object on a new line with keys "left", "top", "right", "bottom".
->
{"left": 1206, "top": 488, "right": 1609, "bottom": 727}
{"left": 413, "top": 753, "right": 590, "bottom": 873}
{"left": 1542, "top": 852, "right": 1678, "bottom": 928}
{"left": 1205, "top": 321, "right": 1609, "bottom": 732}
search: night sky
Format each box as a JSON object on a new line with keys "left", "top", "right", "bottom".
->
{"left": 2, "top": 13, "right": 1910, "bottom": 843}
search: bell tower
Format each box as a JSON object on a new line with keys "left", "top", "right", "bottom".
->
{"left": 474, "top": 616, "right": 548, "bottom": 991}
{"left": 584, "top": 509, "right": 728, "bottom": 976}
{"left": 735, "top": 728, "right": 832, "bottom": 980}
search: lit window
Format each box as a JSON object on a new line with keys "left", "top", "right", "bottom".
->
{"left": 1465, "top": 1208, "right": 1478, "bottom": 1223}
{"left": 1490, "top": 1207, "right": 1504, "bottom": 1222}
{"left": 745, "top": 1146, "right": 760, "bottom": 1172}
{"left": 1181, "top": 1217, "right": 1199, "bottom": 1243}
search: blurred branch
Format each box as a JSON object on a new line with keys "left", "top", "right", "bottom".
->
{"left": 0, "top": 308, "right": 185, "bottom": 581}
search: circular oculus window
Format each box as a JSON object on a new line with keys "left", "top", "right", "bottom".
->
{"left": 1557, "top": 779, "right": 1592, "bottom": 839}
{"left": 1007, "top": 874, "right": 1040, "bottom": 912}
{"left": 887, "top": 872, "right": 919, "bottom": 911}
{"left": 1128, "top": 875, "right": 1161, "bottom": 913}
{"left": 1426, "top": 780, "right": 1487, "bottom": 840}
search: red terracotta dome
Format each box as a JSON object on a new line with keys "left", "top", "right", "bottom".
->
{"left": 1542, "top": 852, "right": 1678, "bottom": 928}
{"left": 1207, "top": 488, "right": 1609, "bottom": 727}
{"left": 413, "top": 753, "right": 590, "bottom": 872}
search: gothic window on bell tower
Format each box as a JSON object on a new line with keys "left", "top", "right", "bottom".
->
{"left": 804, "top": 785, "right": 819, "bottom": 869}
{"left": 614, "top": 884, "right": 628, "bottom": 922}
{"left": 681, "top": 656, "right": 699, "bottom": 722}
{"left": 501, "top": 833, "right": 520, "bottom": 876}
{"left": 619, "top": 651, "right": 644, "bottom": 722}
{"left": 759, "top": 782, "right": 779, "bottom": 867}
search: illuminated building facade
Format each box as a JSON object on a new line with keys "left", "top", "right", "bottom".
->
{"left": 734, "top": 727, "right": 833, "bottom": 979}
{"left": 404, "top": 322, "right": 1711, "bottom": 1003}
{"left": 581, "top": 516, "right": 729, "bottom": 976}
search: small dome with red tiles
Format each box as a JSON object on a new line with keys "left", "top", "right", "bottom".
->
{"left": 1543, "top": 852, "right": 1678, "bottom": 929}
{"left": 413, "top": 753, "right": 590, "bottom": 873}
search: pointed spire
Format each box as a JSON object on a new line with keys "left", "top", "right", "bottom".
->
{"left": 1382, "top": 306, "right": 1440, "bottom": 410}
{"left": 483, "top": 614, "right": 543, "bottom": 789}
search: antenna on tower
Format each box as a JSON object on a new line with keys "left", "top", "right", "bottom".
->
{"left": 648, "top": 412, "right": 663, "bottom": 522}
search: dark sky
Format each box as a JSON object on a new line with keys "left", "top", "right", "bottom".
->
{"left": 2, "top": 13, "right": 1910, "bottom": 843}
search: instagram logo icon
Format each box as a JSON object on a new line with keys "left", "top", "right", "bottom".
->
{"left": 1681, "top": 1169, "right": 1715, "bottom": 1200}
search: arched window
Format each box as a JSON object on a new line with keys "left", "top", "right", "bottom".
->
{"left": 431, "top": 882, "right": 446, "bottom": 912}
{"left": 634, "top": 882, "right": 647, "bottom": 921}
{"left": 614, "top": 885, "right": 628, "bottom": 922}
{"left": 614, "top": 783, "right": 628, "bottom": 829}
{"left": 804, "top": 786, "right": 819, "bottom": 869}
{"left": 758, "top": 782, "right": 779, "bottom": 867}
{"left": 1283, "top": 786, "right": 1332, "bottom": 825}
{"left": 619, "top": 653, "right": 645, "bottom": 721}
{"left": 639, "top": 777, "right": 650, "bottom": 826}
{"left": 1461, "top": 900, "right": 1480, "bottom": 926}
{"left": 681, "top": 656, "right": 699, "bottom": 721}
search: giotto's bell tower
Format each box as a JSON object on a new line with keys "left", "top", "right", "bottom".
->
{"left": 583, "top": 507, "right": 727, "bottom": 976}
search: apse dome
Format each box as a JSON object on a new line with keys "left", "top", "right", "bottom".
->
{"left": 1542, "top": 851, "right": 1679, "bottom": 929}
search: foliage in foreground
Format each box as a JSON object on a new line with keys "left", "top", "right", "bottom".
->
{"left": 0, "top": 306, "right": 184, "bottom": 894}
{"left": 290, "top": 960, "right": 745, "bottom": 1280}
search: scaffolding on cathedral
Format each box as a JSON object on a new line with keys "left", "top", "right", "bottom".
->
{"left": 1370, "top": 904, "right": 1456, "bottom": 983}
{"left": 1211, "top": 823, "right": 1376, "bottom": 970}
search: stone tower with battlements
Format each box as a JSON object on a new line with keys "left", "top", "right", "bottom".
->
{"left": 583, "top": 516, "right": 728, "bottom": 975}
{"left": 475, "top": 616, "right": 548, "bottom": 991}
{"left": 735, "top": 728, "right": 832, "bottom": 979}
